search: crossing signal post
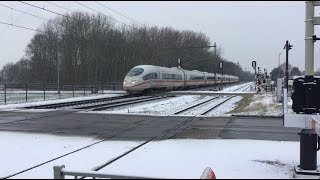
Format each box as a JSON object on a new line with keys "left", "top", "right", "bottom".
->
{"left": 219, "top": 62, "right": 223, "bottom": 90}
{"left": 252, "top": 61, "right": 257, "bottom": 90}
{"left": 284, "top": 2, "right": 320, "bottom": 178}
{"left": 283, "top": 40, "right": 293, "bottom": 92}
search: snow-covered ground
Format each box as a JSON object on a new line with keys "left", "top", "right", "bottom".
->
{"left": 102, "top": 82, "right": 254, "bottom": 116}
{"left": 230, "top": 93, "right": 285, "bottom": 116}
{"left": 0, "top": 90, "right": 125, "bottom": 105}
{"left": 106, "top": 95, "right": 214, "bottom": 115}
{"left": 0, "top": 132, "right": 141, "bottom": 179}
{"left": 0, "top": 94, "right": 121, "bottom": 110}
{"left": 0, "top": 131, "right": 309, "bottom": 179}
{"left": 2, "top": 82, "right": 285, "bottom": 118}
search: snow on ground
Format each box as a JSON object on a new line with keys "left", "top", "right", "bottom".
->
{"left": 105, "top": 95, "right": 213, "bottom": 115}
{"left": 221, "top": 82, "right": 254, "bottom": 92}
{"left": 0, "top": 94, "right": 121, "bottom": 110}
{"left": 0, "top": 131, "right": 141, "bottom": 179}
{"left": 0, "top": 131, "right": 310, "bottom": 179}
{"left": 103, "top": 83, "right": 254, "bottom": 116}
{"left": 231, "top": 93, "right": 283, "bottom": 116}
{"left": 101, "top": 139, "right": 304, "bottom": 179}
{"left": 205, "top": 96, "right": 244, "bottom": 117}
{"left": 0, "top": 89, "right": 126, "bottom": 106}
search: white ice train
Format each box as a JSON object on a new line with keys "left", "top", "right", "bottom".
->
{"left": 123, "top": 65, "right": 239, "bottom": 93}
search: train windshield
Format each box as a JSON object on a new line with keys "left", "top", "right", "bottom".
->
{"left": 126, "top": 68, "right": 144, "bottom": 76}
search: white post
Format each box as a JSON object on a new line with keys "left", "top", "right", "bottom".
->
{"left": 54, "top": 165, "right": 65, "bottom": 179}
{"left": 283, "top": 88, "right": 288, "bottom": 114}
{"left": 305, "top": 1, "right": 314, "bottom": 78}
{"left": 277, "top": 78, "right": 283, "bottom": 103}
{"left": 278, "top": 52, "right": 282, "bottom": 67}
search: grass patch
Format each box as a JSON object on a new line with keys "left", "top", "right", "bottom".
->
{"left": 230, "top": 94, "right": 254, "bottom": 113}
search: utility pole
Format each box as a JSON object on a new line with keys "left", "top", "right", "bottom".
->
{"left": 57, "top": 41, "right": 60, "bottom": 95}
{"left": 213, "top": 42, "right": 217, "bottom": 75}
{"left": 283, "top": 40, "right": 293, "bottom": 92}
{"left": 57, "top": 58, "right": 60, "bottom": 95}
{"left": 252, "top": 61, "right": 257, "bottom": 90}
{"left": 219, "top": 62, "right": 224, "bottom": 90}
{"left": 237, "top": 62, "right": 240, "bottom": 85}
{"left": 163, "top": 40, "right": 166, "bottom": 67}
{"left": 278, "top": 52, "right": 282, "bottom": 67}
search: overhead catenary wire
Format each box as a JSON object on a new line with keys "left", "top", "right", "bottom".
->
{"left": 73, "top": 1, "right": 135, "bottom": 29}
{"left": 46, "top": 1, "right": 74, "bottom": 13}
{"left": 18, "top": 1, "right": 82, "bottom": 24}
{"left": 0, "top": 1, "right": 39, "bottom": 33}
{"left": 0, "top": 20, "right": 42, "bottom": 32}
{"left": 94, "top": 1, "right": 146, "bottom": 27}
{"left": 0, "top": 3, "right": 139, "bottom": 48}
{"left": 0, "top": 3, "right": 49, "bottom": 21}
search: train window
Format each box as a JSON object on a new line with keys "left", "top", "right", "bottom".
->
{"left": 207, "top": 76, "right": 215, "bottom": 80}
{"left": 127, "top": 68, "right": 144, "bottom": 76}
{"left": 162, "top": 73, "right": 175, "bottom": 79}
{"left": 175, "top": 74, "right": 182, "bottom": 80}
{"left": 190, "top": 76, "right": 204, "bottom": 80}
{"left": 143, "top": 73, "right": 158, "bottom": 80}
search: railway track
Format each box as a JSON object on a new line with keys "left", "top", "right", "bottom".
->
{"left": 173, "top": 83, "right": 253, "bottom": 116}
{"left": 25, "top": 95, "right": 134, "bottom": 109}
{"left": 25, "top": 95, "right": 175, "bottom": 111}
{"left": 3, "top": 83, "right": 254, "bottom": 178}
{"left": 78, "top": 95, "right": 174, "bottom": 111}
{"left": 76, "top": 86, "right": 254, "bottom": 178}
{"left": 4, "top": 102, "right": 196, "bottom": 179}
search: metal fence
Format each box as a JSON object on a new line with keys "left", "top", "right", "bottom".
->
{"left": 53, "top": 165, "right": 214, "bottom": 179}
{"left": 53, "top": 165, "right": 161, "bottom": 179}
{"left": 0, "top": 82, "right": 123, "bottom": 104}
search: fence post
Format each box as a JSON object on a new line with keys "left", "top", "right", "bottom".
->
{"left": 25, "top": 84, "right": 28, "bottom": 102}
{"left": 59, "top": 83, "right": 61, "bottom": 99}
{"left": 102, "top": 84, "right": 104, "bottom": 94}
{"left": 44, "top": 83, "right": 46, "bottom": 101}
{"left": 83, "top": 84, "right": 86, "bottom": 97}
{"left": 53, "top": 165, "right": 65, "bottom": 179}
{"left": 4, "top": 83, "right": 6, "bottom": 104}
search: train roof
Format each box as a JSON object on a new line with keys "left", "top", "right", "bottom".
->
{"left": 131, "top": 65, "right": 238, "bottom": 78}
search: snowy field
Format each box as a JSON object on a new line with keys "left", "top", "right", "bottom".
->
{"left": 0, "top": 83, "right": 305, "bottom": 179}
{"left": 0, "top": 82, "right": 286, "bottom": 118}
{"left": 102, "top": 82, "right": 254, "bottom": 116}
{"left": 0, "top": 90, "right": 124, "bottom": 105}
{"left": 0, "top": 93, "right": 121, "bottom": 110}
{"left": 0, "top": 131, "right": 310, "bottom": 179}
{"left": 230, "top": 93, "right": 286, "bottom": 117}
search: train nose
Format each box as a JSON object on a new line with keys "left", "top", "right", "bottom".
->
{"left": 123, "top": 76, "right": 137, "bottom": 87}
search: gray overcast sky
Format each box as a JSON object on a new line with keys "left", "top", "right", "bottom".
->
{"left": 0, "top": 1, "right": 317, "bottom": 73}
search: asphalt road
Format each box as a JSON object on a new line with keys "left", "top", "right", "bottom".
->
{"left": 0, "top": 110, "right": 301, "bottom": 141}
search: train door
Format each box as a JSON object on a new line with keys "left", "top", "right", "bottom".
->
{"left": 152, "top": 66, "right": 161, "bottom": 88}
{"left": 160, "top": 67, "right": 166, "bottom": 89}
{"left": 181, "top": 69, "right": 187, "bottom": 87}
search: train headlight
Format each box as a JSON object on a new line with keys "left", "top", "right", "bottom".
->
{"left": 124, "top": 80, "right": 127, "bottom": 84}
{"left": 131, "top": 80, "right": 136, "bottom": 84}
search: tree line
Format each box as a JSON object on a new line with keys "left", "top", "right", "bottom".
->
{"left": 270, "top": 63, "right": 303, "bottom": 82}
{"left": 0, "top": 11, "right": 254, "bottom": 85}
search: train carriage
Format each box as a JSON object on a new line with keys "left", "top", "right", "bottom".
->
{"left": 123, "top": 65, "right": 239, "bottom": 93}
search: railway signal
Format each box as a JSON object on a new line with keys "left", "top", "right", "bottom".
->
{"left": 219, "top": 62, "right": 224, "bottom": 90}
{"left": 252, "top": 61, "right": 257, "bottom": 90}
{"left": 284, "top": 2, "right": 320, "bottom": 178}
{"left": 283, "top": 40, "right": 293, "bottom": 91}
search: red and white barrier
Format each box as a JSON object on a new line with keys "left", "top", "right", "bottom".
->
{"left": 200, "top": 167, "right": 216, "bottom": 179}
